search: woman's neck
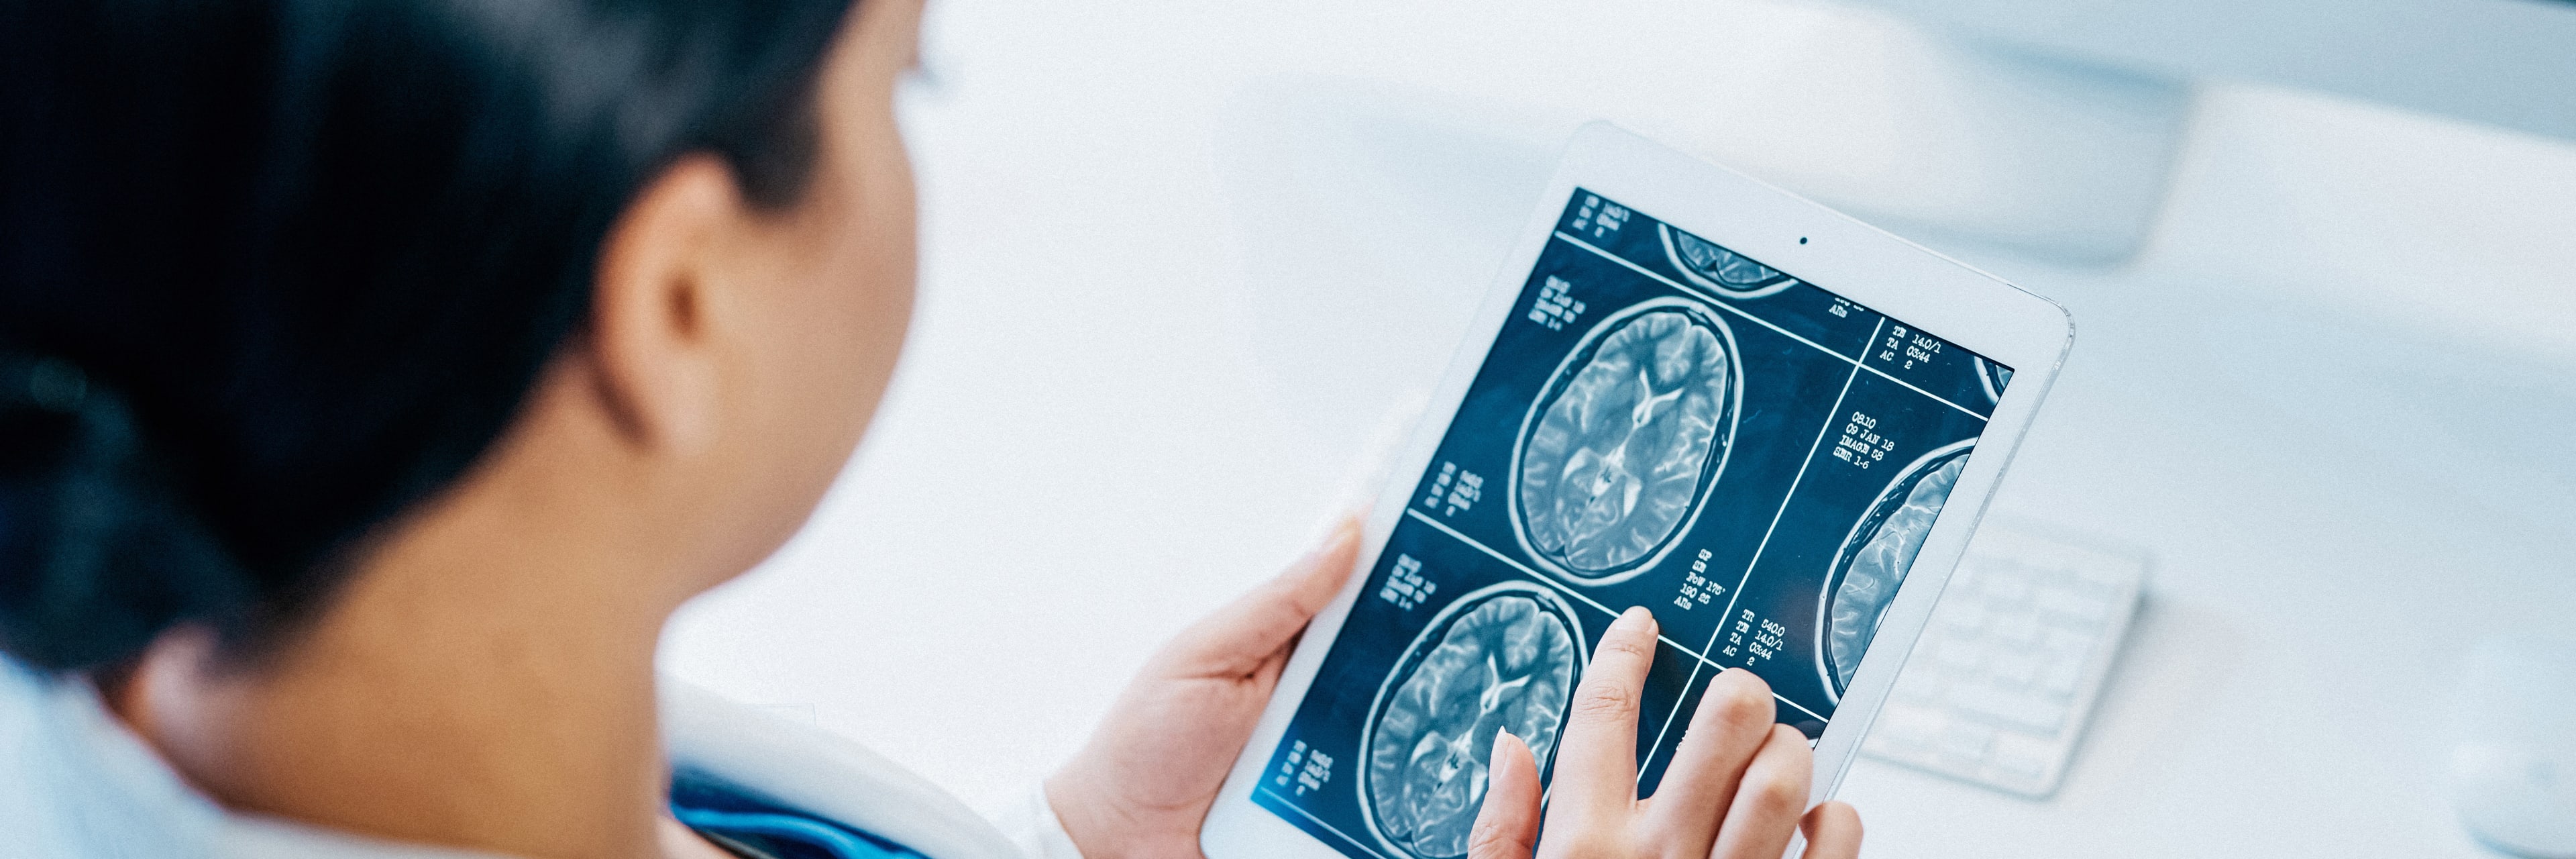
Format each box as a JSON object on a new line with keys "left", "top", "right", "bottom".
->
{"left": 104, "top": 415, "right": 720, "bottom": 859}
{"left": 109, "top": 544, "right": 673, "bottom": 858}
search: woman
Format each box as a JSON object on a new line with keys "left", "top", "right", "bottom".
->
{"left": 0, "top": 1, "right": 1864, "bottom": 857}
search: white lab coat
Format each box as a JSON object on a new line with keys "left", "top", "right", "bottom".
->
{"left": 0, "top": 660, "right": 1081, "bottom": 859}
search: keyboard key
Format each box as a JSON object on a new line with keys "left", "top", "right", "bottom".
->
{"left": 1980, "top": 570, "right": 2032, "bottom": 603}
{"left": 2058, "top": 574, "right": 2117, "bottom": 601}
{"left": 2039, "top": 625, "right": 2092, "bottom": 655}
{"left": 1933, "top": 638, "right": 1988, "bottom": 671}
{"left": 1988, "top": 650, "right": 2042, "bottom": 685}
{"left": 1940, "top": 601, "right": 1988, "bottom": 632}
{"left": 1946, "top": 681, "right": 2068, "bottom": 734}
{"left": 1988, "top": 731, "right": 2059, "bottom": 780}
{"left": 2038, "top": 652, "right": 2087, "bottom": 696}
{"left": 2035, "top": 585, "right": 2111, "bottom": 624}
{"left": 1991, "top": 613, "right": 2042, "bottom": 646}
{"left": 1870, "top": 703, "right": 1942, "bottom": 751}
{"left": 1938, "top": 721, "right": 1996, "bottom": 763}
{"left": 1893, "top": 670, "right": 1945, "bottom": 703}
{"left": 2070, "top": 553, "right": 2136, "bottom": 589}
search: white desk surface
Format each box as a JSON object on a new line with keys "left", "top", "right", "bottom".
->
{"left": 661, "top": 1, "right": 2576, "bottom": 856}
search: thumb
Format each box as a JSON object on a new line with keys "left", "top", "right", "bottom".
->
{"left": 1468, "top": 729, "right": 1542, "bottom": 859}
{"left": 1154, "top": 517, "right": 1360, "bottom": 678}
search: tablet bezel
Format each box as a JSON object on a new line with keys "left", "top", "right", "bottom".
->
{"left": 1201, "top": 121, "right": 2073, "bottom": 859}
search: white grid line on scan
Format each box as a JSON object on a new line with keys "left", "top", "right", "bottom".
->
{"left": 1405, "top": 509, "right": 1699, "bottom": 655}
{"left": 1401, "top": 509, "right": 1826, "bottom": 725}
{"left": 1552, "top": 231, "right": 1989, "bottom": 423}
{"left": 1701, "top": 314, "right": 1882, "bottom": 676}
{"left": 1630, "top": 316, "right": 1879, "bottom": 782}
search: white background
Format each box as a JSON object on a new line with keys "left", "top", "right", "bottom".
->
{"left": 661, "top": 1, "right": 2576, "bottom": 855}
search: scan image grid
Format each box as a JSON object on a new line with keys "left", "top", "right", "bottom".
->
{"left": 1255, "top": 191, "right": 2006, "bottom": 859}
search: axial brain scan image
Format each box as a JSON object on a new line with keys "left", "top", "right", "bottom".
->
{"left": 1666, "top": 227, "right": 1796, "bottom": 297}
{"left": 1515, "top": 302, "right": 1735, "bottom": 581}
{"left": 1821, "top": 445, "right": 1973, "bottom": 696}
{"left": 1364, "top": 589, "right": 1582, "bottom": 859}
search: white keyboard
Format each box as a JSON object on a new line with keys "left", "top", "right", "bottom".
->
{"left": 1860, "top": 521, "right": 2147, "bottom": 798}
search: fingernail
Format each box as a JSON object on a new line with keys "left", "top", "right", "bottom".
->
{"left": 1619, "top": 605, "right": 1654, "bottom": 631}
{"left": 1491, "top": 727, "right": 1516, "bottom": 759}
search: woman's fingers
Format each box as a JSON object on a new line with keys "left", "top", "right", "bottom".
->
{"left": 1707, "top": 725, "right": 1815, "bottom": 859}
{"left": 1474, "top": 627, "right": 1862, "bottom": 859}
{"left": 1467, "top": 729, "right": 1544, "bottom": 859}
{"left": 1798, "top": 801, "right": 1863, "bottom": 859}
{"left": 1152, "top": 517, "right": 1359, "bottom": 678}
{"left": 1640, "top": 668, "right": 1778, "bottom": 854}
{"left": 1550, "top": 606, "right": 1660, "bottom": 816}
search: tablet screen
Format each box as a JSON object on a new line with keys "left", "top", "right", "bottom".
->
{"left": 1253, "top": 189, "right": 2013, "bottom": 859}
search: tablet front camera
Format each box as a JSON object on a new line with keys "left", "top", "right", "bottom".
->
{"left": 1515, "top": 301, "right": 1736, "bottom": 583}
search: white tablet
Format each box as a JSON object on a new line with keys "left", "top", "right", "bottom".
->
{"left": 1203, "top": 122, "right": 2072, "bottom": 859}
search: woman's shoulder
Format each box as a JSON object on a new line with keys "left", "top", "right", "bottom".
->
{"left": 0, "top": 658, "right": 209, "bottom": 857}
{"left": 0, "top": 666, "right": 1038, "bottom": 859}
{"left": 0, "top": 659, "right": 508, "bottom": 859}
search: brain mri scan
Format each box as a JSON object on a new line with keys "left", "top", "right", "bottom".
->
{"left": 1661, "top": 225, "right": 1798, "bottom": 299}
{"left": 1818, "top": 442, "right": 1974, "bottom": 699}
{"left": 1513, "top": 299, "right": 1737, "bottom": 583}
{"left": 1362, "top": 585, "right": 1584, "bottom": 859}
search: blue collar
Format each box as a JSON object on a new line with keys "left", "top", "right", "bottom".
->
{"left": 673, "top": 772, "right": 928, "bottom": 859}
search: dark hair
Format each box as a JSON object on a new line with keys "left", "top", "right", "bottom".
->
{"left": 0, "top": 0, "right": 856, "bottom": 672}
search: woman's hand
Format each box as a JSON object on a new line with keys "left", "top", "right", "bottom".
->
{"left": 1046, "top": 520, "right": 1361, "bottom": 859}
{"left": 1470, "top": 607, "right": 1863, "bottom": 859}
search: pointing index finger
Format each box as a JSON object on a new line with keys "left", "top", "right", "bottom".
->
{"left": 1550, "top": 605, "right": 1659, "bottom": 815}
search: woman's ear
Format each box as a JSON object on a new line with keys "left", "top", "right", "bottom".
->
{"left": 586, "top": 154, "right": 746, "bottom": 456}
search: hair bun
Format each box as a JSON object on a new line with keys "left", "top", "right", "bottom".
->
{"left": 0, "top": 355, "right": 255, "bottom": 671}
